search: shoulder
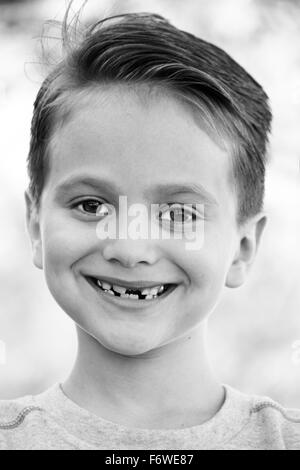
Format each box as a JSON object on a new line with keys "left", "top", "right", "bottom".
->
{"left": 248, "top": 392, "right": 300, "bottom": 449}
{"left": 223, "top": 384, "right": 300, "bottom": 449}
{"left": 0, "top": 394, "right": 44, "bottom": 450}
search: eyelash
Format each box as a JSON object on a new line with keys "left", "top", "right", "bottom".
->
{"left": 71, "top": 198, "right": 200, "bottom": 223}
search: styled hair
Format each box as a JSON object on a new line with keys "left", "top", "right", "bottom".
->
{"left": 27, "top": 5, "right": 272, "bottom": 224}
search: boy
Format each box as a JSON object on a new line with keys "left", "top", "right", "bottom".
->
{"left": 0, "top": 7, "right": 299, "bottom": 450}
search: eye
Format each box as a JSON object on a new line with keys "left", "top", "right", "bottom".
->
{"left": 159, "top": 203, "right": 198, "bottom": 224}
{"left": 72, "top": 199, "right": 110, "bottom": 217}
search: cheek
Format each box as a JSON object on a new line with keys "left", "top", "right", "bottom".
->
{"left": 205, "top": 221, "right": 235, "bottom": 276}
{"left": 39, "top": 213, "right": 101, "bottom": 316}
{"left": 174, "top": 225, "right": 235, "bottom": 302}
{"left": 168, "top": 239, "right": 232, "bottom": 337}
{"left": 179, "top": 246, "right": 230, "bottom": 288}
{"left": 40, "top": 213, "right": 98, "bottom": 276}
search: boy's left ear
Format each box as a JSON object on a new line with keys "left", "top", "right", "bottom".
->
{"left": 225, "top": 212, "right": 267, "bottom": 288}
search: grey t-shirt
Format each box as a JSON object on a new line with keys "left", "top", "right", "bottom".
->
{"left": 0, "top": 382, "right": 299, "bottom": 450}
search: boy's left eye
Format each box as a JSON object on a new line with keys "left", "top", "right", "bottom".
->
{"left": 159, "top": 203, "right": 199, "bottom": 224}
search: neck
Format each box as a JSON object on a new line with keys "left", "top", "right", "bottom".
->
{"left": 62, "top": 323, "right": 225, "bottom": 429}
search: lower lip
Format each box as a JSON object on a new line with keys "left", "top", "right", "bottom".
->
{"left": 84, "top": 276, "right": 178, "bottom": 310}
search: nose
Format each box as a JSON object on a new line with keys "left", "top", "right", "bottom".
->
{"left": 102, "top": 239, "right": 158, "bottom": 268}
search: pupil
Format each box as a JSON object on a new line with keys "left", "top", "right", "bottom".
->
{"left": 170, "top": 208, "right": 185, "bottom": 222}
{"left": 83, "top": 201, "right": 99, "bottom": 213}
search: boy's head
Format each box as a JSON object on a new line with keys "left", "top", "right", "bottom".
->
{"left": 25, "top": 10, "right": 272, "bottom": 355}
{"left": 27, "top": 11, "right": 272, "bottom": 224}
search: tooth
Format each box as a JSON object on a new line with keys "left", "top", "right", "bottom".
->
{"left": 102, "top": 281, "right": 112, "bottom": 290}
{"left": 158, "top": 285, "right": 165, "bottom": 293}
{"left": 97, "top": 280, "right": 103, "bottom": 288}
{"left": 145, "top": 294, "right": 154, "bottom": 300}
{"left": 113, "top": 284, "right": 127, "bottom": 294}
{"left": 141, "top": 287, "right": 152, "bottom": 295}
{"left": 149, "top": 286, "right": 161, "bottom": 295}
{"left": 107, "top": 290, "right": 115, "bottom": 295}
{"left": 129, "top": 294, "right": 139, "bottom": 299}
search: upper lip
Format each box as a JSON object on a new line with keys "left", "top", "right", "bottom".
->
{"left": 87, "top": 275, "right": 176, "bottom": 289}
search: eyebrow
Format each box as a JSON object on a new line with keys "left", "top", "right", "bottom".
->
{"left": 55, "top": 175, "right": 219, "bottom": 206}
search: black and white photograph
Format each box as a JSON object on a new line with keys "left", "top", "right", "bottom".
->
{"left": 0, "top": 0, "right": 299, "bottom": 452}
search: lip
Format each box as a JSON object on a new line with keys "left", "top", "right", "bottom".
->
{"left": 85, "top": 275, "right": 176, "bottom": 289}
{"left": 84, "top": 275, "right": 179, "bottom": 310}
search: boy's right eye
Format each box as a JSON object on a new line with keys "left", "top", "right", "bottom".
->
{"left": 72, "top": 199, "right": 110, "bottom": 217}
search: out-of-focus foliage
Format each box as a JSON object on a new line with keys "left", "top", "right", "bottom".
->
{"left": 0, "top": 0, "right": 299, "bottom": 405}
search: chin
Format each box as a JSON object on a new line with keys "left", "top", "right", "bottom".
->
{"left": 92, "top": 331, "right": 159, "bottom": 357}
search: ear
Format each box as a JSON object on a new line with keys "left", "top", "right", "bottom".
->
{"left": 24, "top": 190, "right": 43, "bottom": 270}
{"left": 225, "top": 212, "right": 267, "bottom": 288}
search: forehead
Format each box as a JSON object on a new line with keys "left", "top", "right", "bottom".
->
{"left": 45, "top": 84, "right": 235, "bottom": 209}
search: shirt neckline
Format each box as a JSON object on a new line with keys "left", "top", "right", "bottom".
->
{"left": 33, "top": 381, "right": 252, "bottom": 447}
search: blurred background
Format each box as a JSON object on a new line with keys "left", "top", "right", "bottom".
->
{"left": 0, "top": 0, "right": 299, "bottom": 407}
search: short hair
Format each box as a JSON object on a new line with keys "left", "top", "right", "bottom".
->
{"left": 27, "top": 7, "right": 272, "bottom": 224}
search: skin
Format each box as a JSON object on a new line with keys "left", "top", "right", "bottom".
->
{"left": 25, "top": 84, "right": 266, "bottom": 429}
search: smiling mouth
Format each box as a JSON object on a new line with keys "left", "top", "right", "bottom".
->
{"left": 85, "top": 276, "right": 177, "bottom": 302}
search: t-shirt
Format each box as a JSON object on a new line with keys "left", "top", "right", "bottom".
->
{"left": 0, "top": 382, "right": 299, "bottom": 450}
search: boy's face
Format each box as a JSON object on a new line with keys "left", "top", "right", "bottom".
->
{"left": 26, "top": 85, "right": 264, "bottom": 356}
